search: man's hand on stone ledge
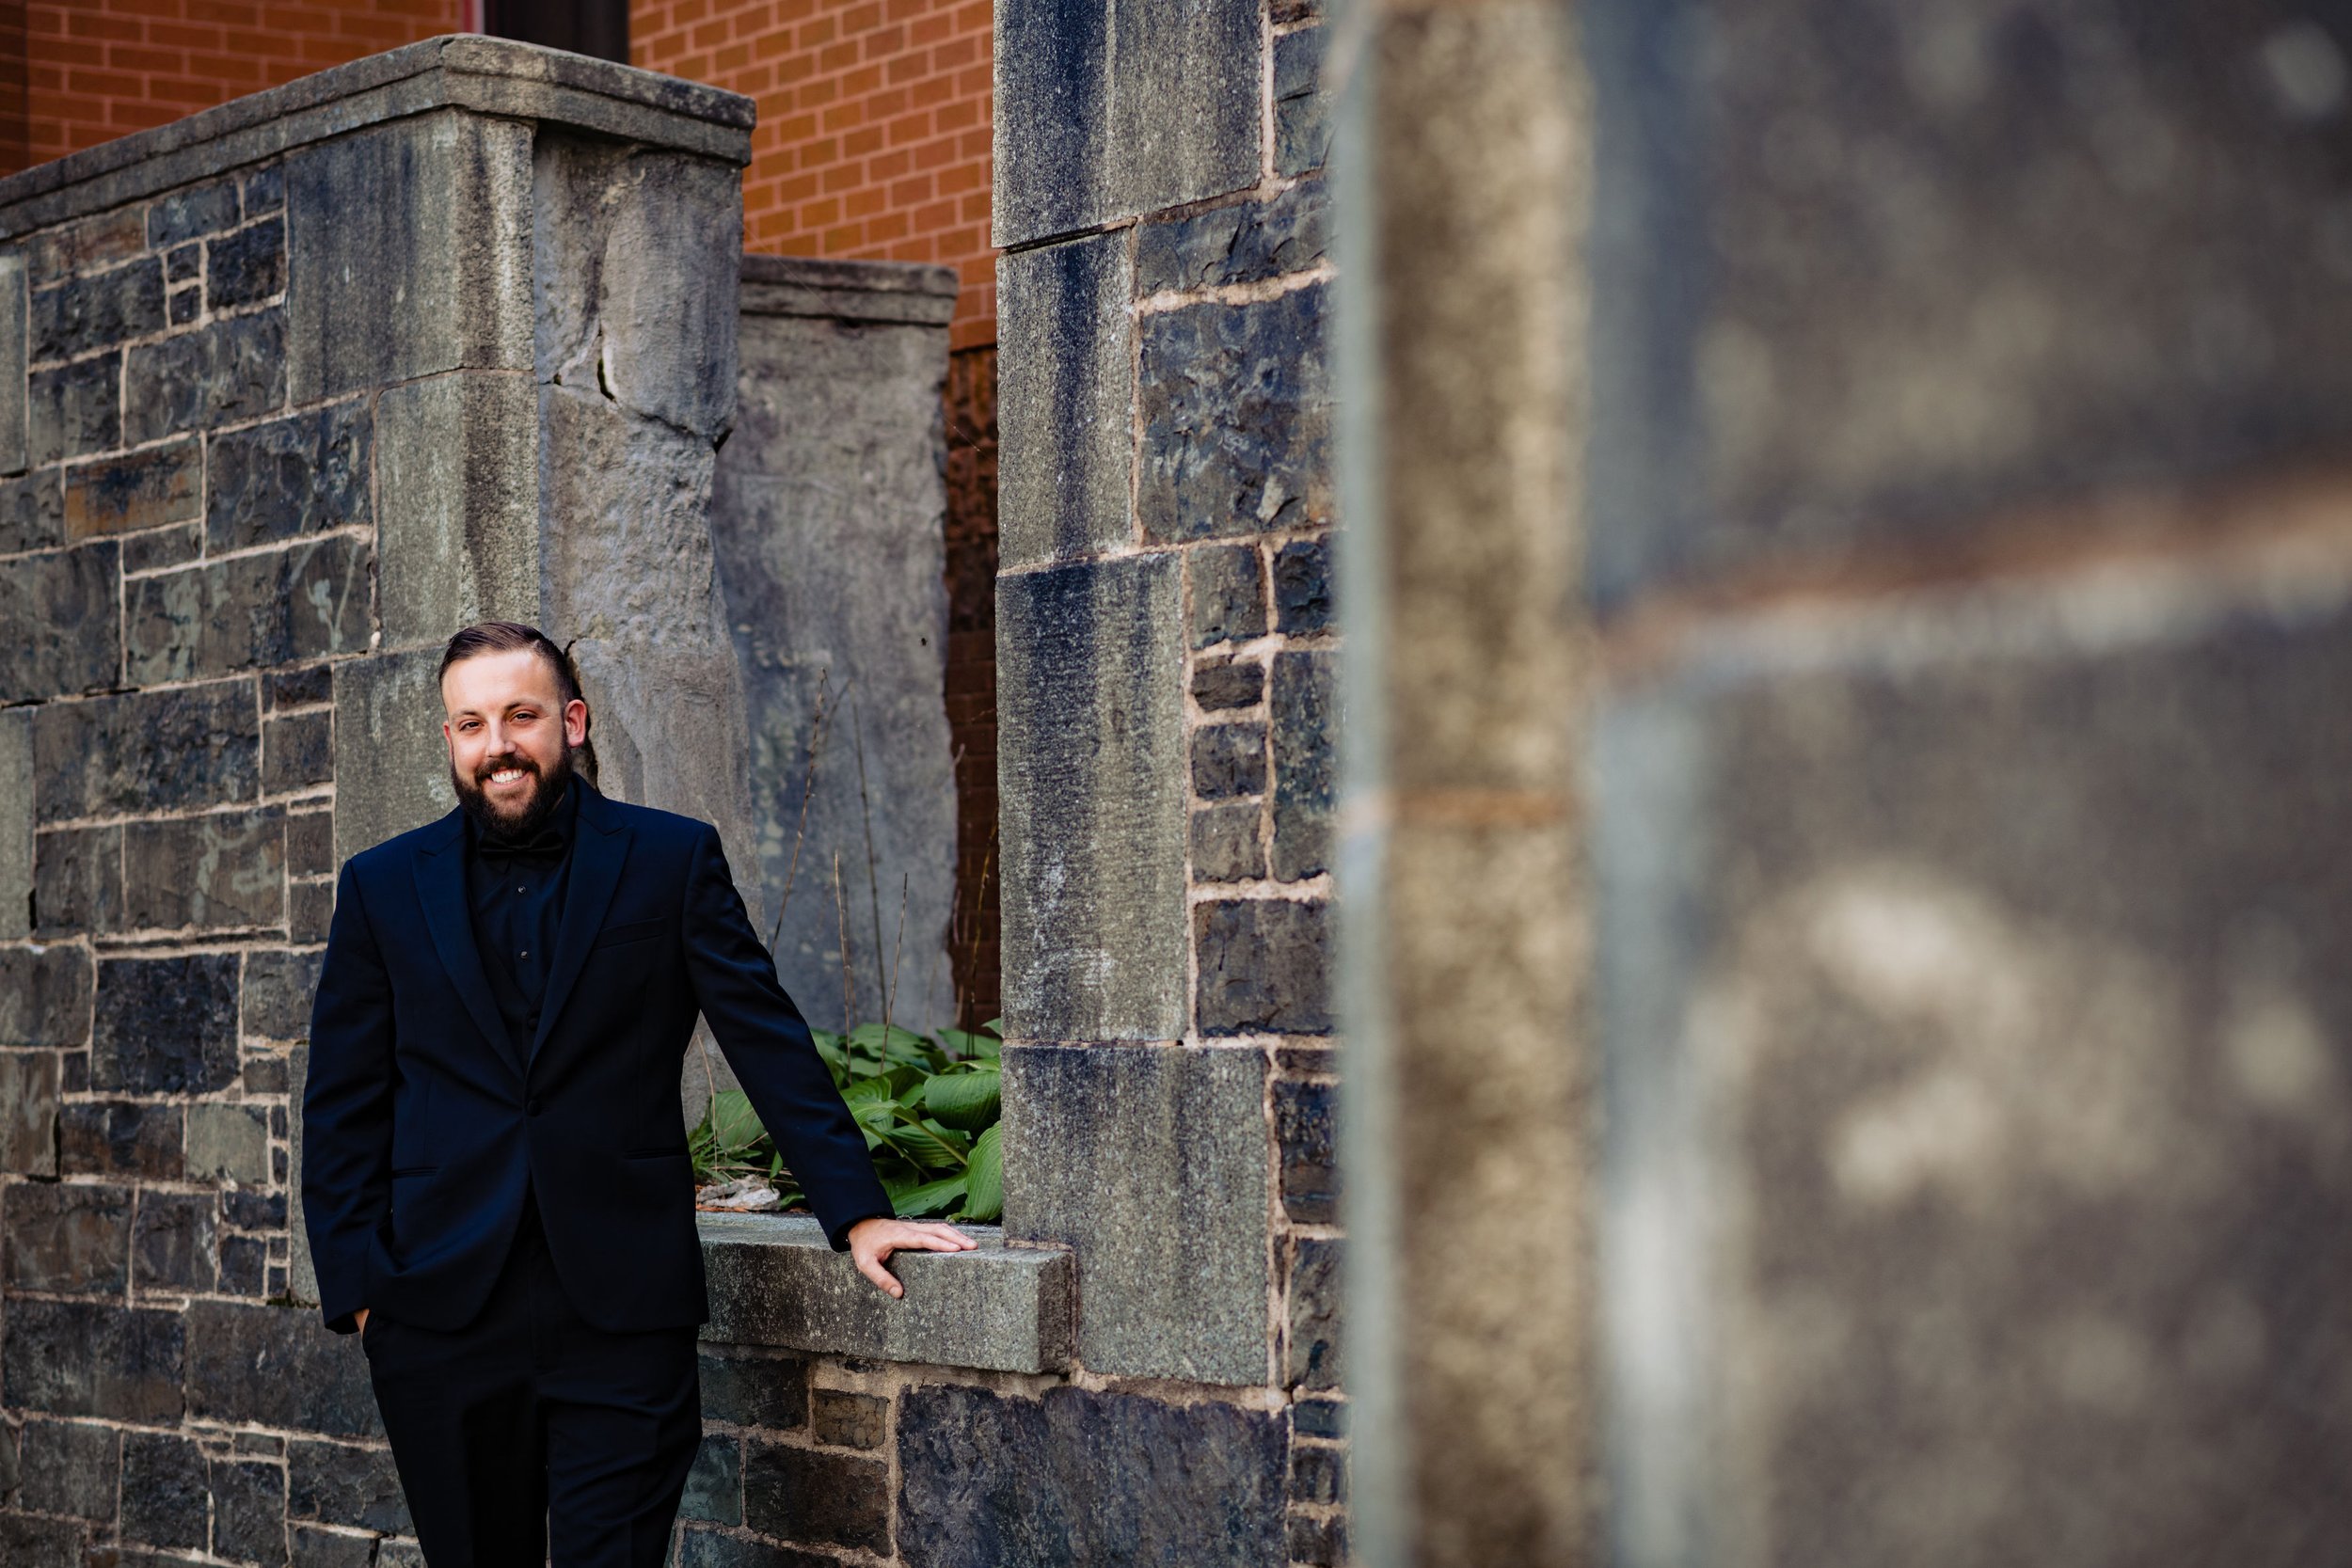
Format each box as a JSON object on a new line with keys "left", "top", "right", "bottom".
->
{"left": 848, "top": 1215, "right": 978, "bottom": 1298}
{"left": 355, "top": 1307, "right": 369, "bottom": 1334}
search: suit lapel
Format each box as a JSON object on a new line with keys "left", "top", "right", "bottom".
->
{"left": 530, "top": 779, "right": 632, "bottom": 1064}
{"left": 412, "top": 812, "right": 525, "bottom": 1079}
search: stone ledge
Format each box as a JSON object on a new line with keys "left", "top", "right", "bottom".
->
{"left": 740, "top": 254, "right": 961, "bottom": 326}
{"left": 0, "top": 36, "right": 755, "bottom": 239}
{"left": 698, "top": 1213, "right": 1074, "bottom": 1374}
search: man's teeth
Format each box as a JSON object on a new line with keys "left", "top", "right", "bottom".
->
{"left": 490, "top": 768, "right": 525, "bottom": 783}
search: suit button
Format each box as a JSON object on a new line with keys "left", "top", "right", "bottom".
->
{"left": 527, "top": 1098, "right": 544, "bottom": 1117}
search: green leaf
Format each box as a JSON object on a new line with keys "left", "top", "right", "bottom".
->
{"left": 892, "top": 1174, "right": 969, "bottom": 1217}
{"left": 709, "top": 1091, "right": 766, "bottom": 1155}
{"left": 922, "top": 1068, "right": 1001, "bottom": 1131}
{"left": 981, "top": 1018, "right": 1004, "bottom": 1037}
{"left": 884, "top": 1115, "right": 970, "bottom": 1170}
{"left": 961, "top": 1123, "right": 1003, "bottom": 1221}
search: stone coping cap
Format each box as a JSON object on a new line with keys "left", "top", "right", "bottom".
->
{"left": 741, "top": 253, "right": 961, "bottom": 326}
{"left": 0, "top": 34, "right": 756, "bottom": 240}
{"left": 698, "top": 1212, "right": 1075, "bottom": 1374}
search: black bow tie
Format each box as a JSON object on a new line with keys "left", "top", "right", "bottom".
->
{"left": 478, "top": 826, "right": 566, "bottom": 863}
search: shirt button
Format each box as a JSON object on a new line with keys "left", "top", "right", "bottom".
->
{"left": 519, "top": 950, "right": 529, "bottom": 958}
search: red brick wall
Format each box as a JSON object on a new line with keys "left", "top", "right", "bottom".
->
{"left": 21, "top": 0, "right": 462, "bottom": 169}
{"left": 630, "top": 0, "right": 995, "bottom": 351}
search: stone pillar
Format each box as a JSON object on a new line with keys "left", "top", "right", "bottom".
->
{"left": 0, "top": 37, "right": 752, "bottom": 1559}
{"left": 1582, "top": 4, "right": 2352, "bottom": 1566}
{"left": 1328, "top": 4, "right": 1595, "bottom": 1566}
{"left": 708, "top": 256, "right": 961, "bottom": 1043}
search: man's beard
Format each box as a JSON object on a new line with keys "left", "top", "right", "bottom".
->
{"left": 452, "top": 742, "right": 576, "bottom": 842}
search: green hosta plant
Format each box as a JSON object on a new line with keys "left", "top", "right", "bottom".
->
{"left": 690, "top": 1019, "right": 1004, "bottom": 1223}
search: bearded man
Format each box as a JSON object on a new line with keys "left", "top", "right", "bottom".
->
{"left": 300, "top": 620, "right": 973, "bottom": 1565}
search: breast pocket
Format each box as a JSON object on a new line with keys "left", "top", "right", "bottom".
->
{"left": 589, "top": 917, "right": 665, "bottom": 952}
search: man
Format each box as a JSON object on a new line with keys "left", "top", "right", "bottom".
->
{"left": 302, "top": 621, "right": 974, "bottom": 1565}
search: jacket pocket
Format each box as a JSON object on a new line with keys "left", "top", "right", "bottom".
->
{"left": 590, "top": 917, "right": 665, "bottom": 952}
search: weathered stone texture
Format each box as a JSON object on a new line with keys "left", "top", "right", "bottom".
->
{"left": 331, "top": 649, "right": 453, "bottom": 865}
{"left": 60, "top": 1100, "right": 182, "bottom": 1180}
{"left": 742, "top": 1440, "right": 889, "bottom": 1553}
{"left": 1187, "top": 541, "right": 1266, "bottom": 649}
{"left": 186, "top": 1101, "right": 270, "bottom": 1185}
{"left": 0, "top": 467, "right": 64, "bottom": 553}
{"left": 206, "top": 400, "right": 371, "bottom": 549}
{"left": 1192, "top": 657, "right": 1264, "bottom": 711}
{"left": 285, "top": 112, "right": 533, "bottom": 401}
{"left": 1004, "top": 1043, "right": 1269, "bottom": 1382}
{"left": 997, "top": 231, "right": 1132, "bottom": 568}
{"left": 244, "top": 948, "right": 324, "bottom": 1040}
{"left": 1139, "top": 283, "right": 1331, "bottom": 542}
{"left": 1273, "top": 1075, "right": 1337, "bottom": 1226}
{"left": 208, "top": 215, "right": 285, "bottom": 309}
{"left": 291, "top": 1523, "right": 379, "bottom": 1568}
{"left": 994, "top": 0, "right": 1260, "bottom": 245}
{"left": 125, "top": 308, "right": 286, "bottom": 443}
{"left": 0, "top": 709, "right": 26, "bottom": 938}
{"left": 3, "top": 1179, "right": 132, "bottom": 1292}
{"left": 288, "top": 1438, "right": 411, "bottom": 1533}
{"left": 682, "top": 1433, "right": 742, "bottom": 1525}
{"left": 1, "top": 1296, "right": 184, "bottom": 1420}
{"left": 32, "top": 257, "right": 163, "bottom": 359}
{"left": 28, "top": 350, "right": 119, "bottom": 464}
{"left": 64, "top": 437, "right": 199, "bottom": 538}
{"left": 0, "top": 251, "right": 24, "bottom": 472}
{"left": 33, "top": 680, "right": 259, "bottom": 821}
{"left": 125, "top": 531, "right": 370, "bottom": 686}
{"left": 92, "top": 954, "right": 240, "bottom": 1094}
{"left": 122, "top": 1429, "right": 210, "bottom": 1549}
{"left": 148, "top": 178, "right": 239, "bottom": 248}
{"left": 698, "top": 1349, "right": 808, "bottom": 1431}
{"left": 812, "top": 1389, "right": 888, "bottom": 1450}
{"left": 373, "top": 372, "right": 538, "bottom": 647}
{"left": 0, "top": 1513, "right": 82, "bottom": 1568}
{"left": 0, "top": 538, "right": 116, "bottom": 701}
{"left": 183, "top": 1298, "right": 381, "bottom": 1438}
{"left": 1191, "top": 721, "right": 1267, "bottom": 800}
{"left": 1274, "top": 27, "right": 1331, "bottom": 178}
{"left": 1191, "top": 801, "right": 1266, "bottom": 884}
{"left": 19, "top": 1417, "right": 119, "bottom": 1518}
{"left": 1267, "top": 650, "right": 1334, "bottom": 881}
{"left": 997, "top": 554, "right": 1188, "bottom": 1040}
{"left": 212, "top": 1456, "right": 292, "bottom": 1566}
{"left": 133, "top": 1189, "right": 219, "bottom": 1293}
{"left": 1196, "top": 897, "right": 1333, "bottom": 1036}
{"left": 123, "top": 807, "right": 284, "bottom": 929}
{"left": 1286, "top": 1235, "right": 1343, "bottom": 1391}
{"left": 0, "top": 1050, "right": 60, "bottom": 1174}
{"left": 263, "top": 708, "right": 334, "bottom": 793}
{"left": 1136, "top": 179, "right": 1327, "bottom": 295}
{"left": 0, "top": 942, "right": 92, "bottom": 1045}
{"left": 897, "top": 1384, "right": 1288, "bottom": 1568}
{"left": 1271, "top": 536, "right": 1331, "bottom": 634}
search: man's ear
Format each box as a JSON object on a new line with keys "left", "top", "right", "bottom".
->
{"left": 565, "top": 699, "right": 590, "bottom": 749}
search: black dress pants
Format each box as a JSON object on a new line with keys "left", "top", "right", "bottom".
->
{"left": 362, "top": 1192, "right": 702, "bottom": 1567}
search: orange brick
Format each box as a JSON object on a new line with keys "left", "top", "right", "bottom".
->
{"left": 842, "top": 2, "right": 882, "bottom": 33}
{"left": 866, "top": 210, "right": 910, "bottom": 244}
{"left": 913, "top": 197, "right": 955, "bottom": 231}
{"left": 821, "top": 159, "right": 864, "bottom": 193}
{"left": 889, "top": 172, "right": 932, "bottom": 206}
{"left": 822, "top": 218, "right": 864, "bottom": 249}
{"left": 821, "top": 99, "right": 862, "bottom": 132}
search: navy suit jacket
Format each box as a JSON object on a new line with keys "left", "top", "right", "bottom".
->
{"left": 300, "top": 774, "right": 891, "bottom": 1336}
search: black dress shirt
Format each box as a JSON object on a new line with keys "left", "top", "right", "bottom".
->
{"left": 465, "top": 778, "right": 581, "bottom": 1241}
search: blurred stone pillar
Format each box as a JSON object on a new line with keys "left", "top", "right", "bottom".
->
{"left": 1331, "top": 2, "right": 1596, "bottom": 1565}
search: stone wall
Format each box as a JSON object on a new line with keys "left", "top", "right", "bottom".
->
{"left": 0, "top": 37, "right": 756, "bottom": 1564}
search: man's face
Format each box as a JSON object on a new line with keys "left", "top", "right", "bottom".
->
{"left": 440, "top": 648, "right": 590, "bottom": 837}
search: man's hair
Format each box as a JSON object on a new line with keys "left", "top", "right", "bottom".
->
{"left": 438, "top": 621, "right": 599, "bottom": 785}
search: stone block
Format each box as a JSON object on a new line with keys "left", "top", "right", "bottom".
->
{"left": 1274, "top": 26, "right": 1331, "bottom": 176}
{"left": 1195, "top": 898, "right": 1333, "bottom": 1037}
{"left": 741, "top": 1440, "right": 888, "bottom": 1553}
{"left": 1, "top": 1295, "right": 184, "bottom": 1420}
{"left": 812, "top": 1389, "right": 887, "bottom": 1450}
{"left": 1002, "top": 1042, "right": 1270, "bottom": 1382}
{"left": 20, "top": 1417, "right": 118, "bottom": 1518}
{"left": 682, "top": 1433, "right": 741, "bottom": 1526}
{"left": 212, "top": 1456, "right": 290, "bottom": 1567}
{"left": 64, "top": 437, "right": 200, "bottom": 538}
{"left": 897, "top": 1383, "right": 1287, "bottom": 1568}
{"left": 148, "top": 177, "right": 239, "bottom": 248}
{"left": 264, "top": 709, "right": 334, "bottom": 793}
{"left": 285, "top": 811, "right": 332, "bottom": 876}
{"left": 33, "top": 679, "right": 259, "bottom": 822}
{"left": 168, "top": 284, "right": 199, "bottom": 325}
{"left": 373, "top": 372, "right": 538, "bottom": 647}
{"left": 997, "top": 231, "right": 1133, "bottom": 567}
{"left": 1292, "top": 1396, "right": 1345, "bottom": 1439}
{"left": 288, "top": 1437, "right": 411, "bottom": 1532}
{"left": 289, "top": 879, "right": 333, "bottom": 942}
{"left": 290, "top": 1525, "right": 377, "bottom": 1568}
{"left": 165, "top": 243, "right": 199, "bottom": 282}
{"left": 1289, "top": 1511, "right": 1346, "bottom": 1564}
{"left": 2, "top": 1179, "right": 131, "bottom": 1292}
{"left": 0, "top": 467, "right": 64, "bottom": 552}
{"left": 677, "top": 1530, "right": 841, "bottom": 1568}
{"left": 1138, "top": 283, "right": 1331, "bottom": 542}
{"left": 1191, "top": 721, "right": 1267, "bottom": 800}
{"left": 698, "top": 1348, "right": 808, "bottom": 1430}
{"left": 1136, "top": 179, "right": 1328, "bottom": 295}
{"left": 123, "top": 807, "right": 285, "bottom": 929}
{"left": 1191, "top": 801, "right": 1265, "bottom": 884}
{"left": 0, "top": 1049, "right": 58, "bottom": 1174}
{"left": 246, "top": 165, "right": 284, "bottom": 214}
{"left": 183, "top": 1298, "right": 382, "bottom": 1438}
{"left": 0, "top": 538, "right": 119, "bottom": 701}
{"left": 133, "top": 1189, "right": 218, "bottom": 1293}
{"left": 60, "top": 1100, "right": 183, "bottom": 1180}
{"left": 1273, "top": 1076, "right": 1337, "bottom": 1225}
{"left": 1271, "top": 536, "right": 1332, "bottom": 634}
{"left": 1285, "top": 1235, "right": 1343, "bottom": 1391}
{"left": 1594, "top": 598, "right": 2352, "bottom": 1561}
{"left": 124, "top": 308, "right": 286, "bottom": 443}
{"left": 0, "top": 249, "right": 24, "bottom": 473}
{"left": 206, "top": 399, "right": 371, "bottom": 550}
{"left": 699, "top": 1215, "right": 1073, "bottom": 1374}
{"left": 220, "top": 1233, "right": 266, "bottom": 1295}
{"left": 244, "top": 948, "right": 324, "bottom": 1040}
{"left": 0, "top": 709, "right": 24, "bottom": 938}
{"left": 123, "top": 1429, "right": 209, "bottom": 1548}
{"left": 268, "top": 663, "right": 332, "bottom": 708}
{"left": 24, "top": 208, "right": 145, "bottom": 286}
{"left": 285, "top": 112, "right": 533, "bottom": 401}
{"left": 376, "top": 1544, "right": 426, "bottom": 1568}
{"left": 93, "top": 954, "right": 240, "bottom": 1094}
{"left": 187, "top": 1102, "right": 271, "bottom": 1186}
{"left": 1187, "top": 544, "right": 1266, "bottom": 649}
{"left": 121, "top": 519, "right": 199, "bottom": 572}
{"left": 331, "top": 648, "right": 454, "bottom": 864}
{"left": 1191, "top": 657, "right": 1263, "bottom": 712}
{"left": 0, "top": 943, "right": 91, "bottom": 1045}
{"left": 0, "top": 1514, "right": 83, "bottom": 1568}
{"left": 28, "top": 349, "right": 119, "bottom": 464}
{"left": 994, "top": 0, "right": 1260, "bottom": 245}
{"left": 1585, "top": 0, "right": 2352, "bottom": 604}
{"left": 208, "top": 216, "right": 284, "bottom": 309}
{"left": 224, "top": 1188, "right": 287, "bottom": 1229}
{"left": 1290, "top": 1442, "right": 1345, "bottom": 1506}
{"left": 1268, "top": 649, "right": 1334, "bottom": 882}
{"left": 125, "top": 532, "right": 372, "bottom": 684}
{"left": 32, "top": 257, "right": 164, "bottom": 359}
{"left": 997, "top": 554, "right": 1189, "bottom": 1040}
